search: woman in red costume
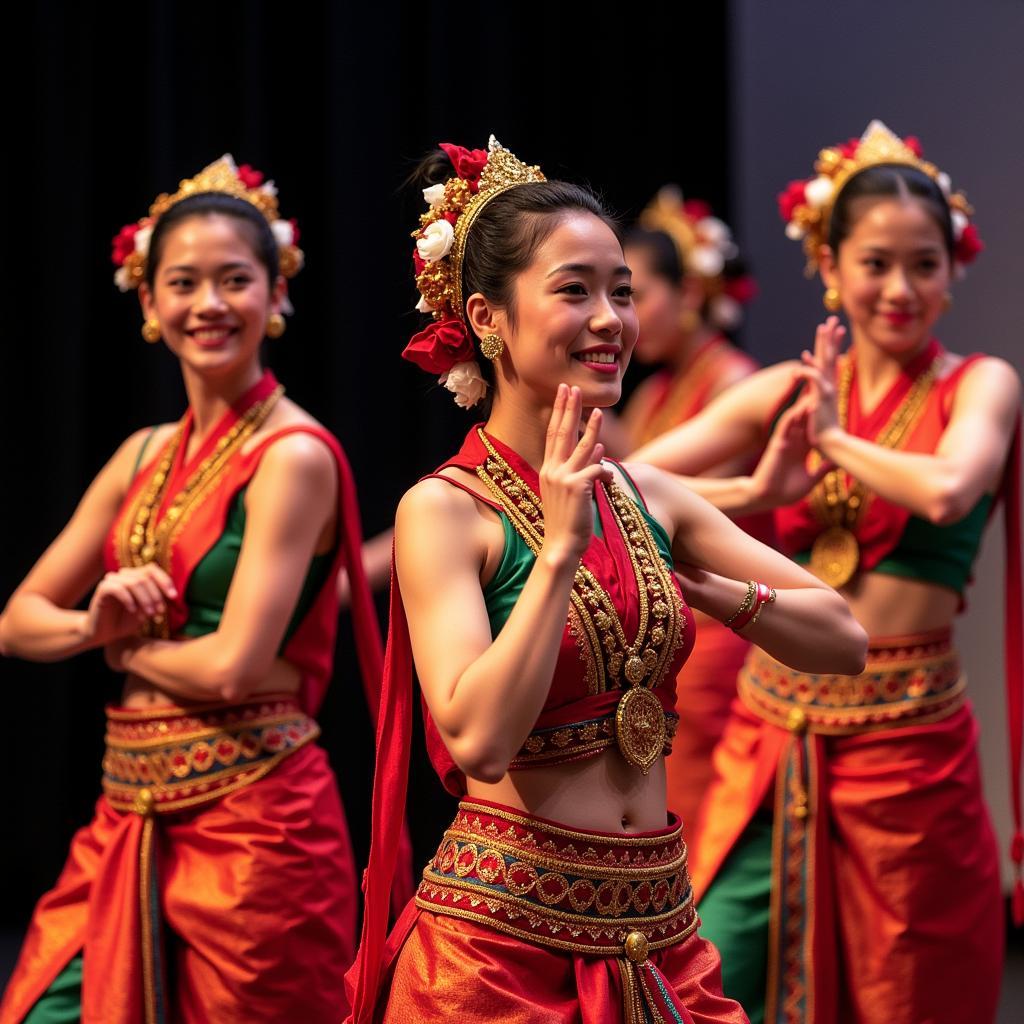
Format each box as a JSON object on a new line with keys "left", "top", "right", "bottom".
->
{"left": 344, "top": 136, "right": 867, "bottom": 1024}
{"left": 633, "top": 121, "right": 1023, "bottom": 1024}
{"left": 0, "top": 156, "right": 386, "bottom": 1024}
{"left": 619, "top": 189, "right": 766, "bottom": 841}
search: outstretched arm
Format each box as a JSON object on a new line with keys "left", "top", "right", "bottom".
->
{"left": 799, "top": 318, "right": 1021, "bottom": 524}
{"left": 628, "top": 462, "right": 867, "bottom": 674}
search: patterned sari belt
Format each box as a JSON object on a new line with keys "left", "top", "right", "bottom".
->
{"left": 416, "top": 799, "right": 698, "bottom": 959}
{"left": 739, "top": 628, "right": 966, "bottom": 736}
{"left": 102, "top": 693, "right": 319, "bottom": 815}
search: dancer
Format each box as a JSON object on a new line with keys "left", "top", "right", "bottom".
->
{"left": 345, "top": 137, "right": 867, "bottom": 1023}
{"left": 633, "top": 121, "right": 1022, "bottom": 1024}
{"left": 0, "top": 156, "right": 384, "bottom": 1024}
{"left": 621, "top": 189, "right": 765, "bottom": 839}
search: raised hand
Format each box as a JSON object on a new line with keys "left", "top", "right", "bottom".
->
{"left": 796, "top": 315, "right": 846, "bottom": 445}
{"left": 84, "top": 563, "right": 178, "bottom": 648}
{"left": 749, "top": 398, "right": 833, "bottom": 509}
{"left": 539, "top": 384, "right": 614, "bottom": 563}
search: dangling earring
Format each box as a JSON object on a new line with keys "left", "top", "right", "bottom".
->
{"left": 823, "top": 287, "right": 842, "bottom": 313}
{"left": 266, "top": 313, "right": 286, "bottom": 339}
{"left": 141, "top": 319, "right": 161, "bottom": 344}
{"left": 942, "top": 292, "right": 953, "bottom": 313}
{"left": 480, "top": 333, "right": 504, "bottom": 361}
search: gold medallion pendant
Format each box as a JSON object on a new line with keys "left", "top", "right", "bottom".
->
{"left": 615, "top": 687, "right": 667, "bottom": 774}
{"left": 809, "top": 526, "right": 860, "bottom": 588}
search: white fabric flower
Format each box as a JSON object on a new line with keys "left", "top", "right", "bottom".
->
{"left": 951, "top": 210, "right": 968, "bottom": 240}
{"left": 271, "top": 219, "right": 295, "bottom": 247}
{"left": 936, "top": 172, "right": 952, "bottom": 197}
{"left": 134, "top": 224, "right": 153, "bottom": 256}
{"left": 114, "top": 266, "right": 132, "bottom": 292}
{"left": 259, "top": 180, "right": 278, "bottom": 197}
{"left": 803, "top": 175, "right": 834, "bottom": 210}
{"left": 415, "top": 294, "right": 434, "bottom": 313}
{"left": 441, "top": 360, "right": 488, "bottom": 409}
{"left": 423, "top": 184, "right": 446, "bottom": 209}
{"left": 785, "top": 222, "right": 806, "bottom": 241}
{"left": 417, "top": 219, "right": 455, "bottom": 263}
{"left": 710, "top": 295, "right": 742, "bottom": 330}
{"left": 689, "top": 245, "right": 724, "bottom": 278}
{"left": 697, "top": 216, "right": 730, "bottom": 249}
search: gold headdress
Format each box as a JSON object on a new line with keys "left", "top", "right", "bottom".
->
{"left": 112, "top": 154, "right": 304, "bottom": 291}
{"left": 778, "top": 120, "right": 980, "bottom": 274}
{"left": 404, "top": 136, "right": 546, "bottom": 407}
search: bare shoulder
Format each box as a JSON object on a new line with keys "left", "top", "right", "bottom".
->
{"left": 397, "top": 475, "right": 483, "bottom": 530}
{"left": 251, "top": 430, "right": 337, "bottom": 491}
{"left": 951, "top": 354, "right": 1022, "bottom": 412}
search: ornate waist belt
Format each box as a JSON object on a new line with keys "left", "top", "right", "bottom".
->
{"left": 416, "top": 799, "right": 697, "bottom": 959}
{"left": 102, "top": 694, "right": 319, "bottom": 815}
{"left": 739, "top": 628, "right": 965, "bottom": 736}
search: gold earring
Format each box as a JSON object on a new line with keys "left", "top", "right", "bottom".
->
{"left": 266, "top": 313, "right": 286, "bottom": 339}
{"left": 141, "top": 319, "right": 161, "bottom": 344}
{"left": 480, "top": 333, "right": 504, "bottom": 361}
{"left": 942, "top": 292, "right": 953, "bottom": 313}
{"left": 823, "top": 287, "right": 842, "bottom": 313}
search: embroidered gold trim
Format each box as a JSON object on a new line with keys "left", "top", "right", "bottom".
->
{"left": 474, "top": 431, "right": 684, "bottom": 769}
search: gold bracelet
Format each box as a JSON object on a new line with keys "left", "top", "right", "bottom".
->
{"left": 724, "top": 580, "right": 757, "bottom": 627}
{"left": 740, "top": 586, "right": 777, "bottom": 631}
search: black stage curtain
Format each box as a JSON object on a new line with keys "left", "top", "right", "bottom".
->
{"left": 0, "top": 1, "right": 728, "bottom": 929}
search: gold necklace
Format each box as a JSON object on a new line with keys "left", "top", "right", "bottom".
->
{"left": 808, "top": 356, "right": 937, "bottom": 587}
{"left": 475, "top": 430, "right": 683, "bottom": 773}
{"left": 117, "top": 385, "right": 284, "bottom": 635}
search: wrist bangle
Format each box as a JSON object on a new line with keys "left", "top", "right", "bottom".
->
{"left": 737, "top": 584, "right": 777, "bottom": 632}
{"left": 724, "top": 580, "right": 757, "bottom": 628}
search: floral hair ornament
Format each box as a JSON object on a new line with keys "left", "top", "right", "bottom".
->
{"left": 639, "top": 186, "right": 757, "bottom": 330}
{"left": 403, "top": 136, "right": 545, "bottom": 408}
{"left": 110, "top": 154, "right": 305, "bottom": 297}
{"left": 778, "top": 119, "right": 982, "bottom": 276}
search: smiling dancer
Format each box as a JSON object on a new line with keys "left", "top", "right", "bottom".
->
{"left": 633, "top": 121, "right": 1023, "bottom": 1024}
{"left": 344, "top": 136, "right": 867, "bottom": 1024}
{"left": 0, "top": 156, "right": 385, "bottom": 1024}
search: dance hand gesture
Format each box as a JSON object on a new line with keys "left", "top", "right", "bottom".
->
{"left": 796, "top": 316, "right": 846, "bottom": 446}
{"left": 85, "top": 563, "right": 177, "bottom": 649}
{"left": 749, "top": 398, "right": 834, "bottom": 508}
{"left": 540, "top": 384, "right": 613, "bottom": 563}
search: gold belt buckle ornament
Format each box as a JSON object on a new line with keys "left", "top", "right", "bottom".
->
{"left": 615, "top": 687, "right": 666, "bottom": 774}
{"left": 809, "top": 525, "right": 860, "bottom": 588}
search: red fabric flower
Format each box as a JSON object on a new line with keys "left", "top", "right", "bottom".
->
{"left": 955, "top": 222, "right": 984, "bottom": 264}
{"left": 442, "top": 210, "right": 459, "bottom": 226}
{"left": 111, "top": 223, "right": 139, "bottom": 266}
{"left": 837, "top": 138, "right": 860, "bottom": 159}
{"left": 778, "top": 180, "right": 807, "bottom": 223}
{"left": 439, "top": 143, "right": 488, "bottom": 191}
{"left": 288, "top": 217, "right": 301, "bottom": 246}
{"left": 402, "top": 317, "right": 475, "bottom": 374}
{"left": 724, "top": 275, "right": 758, "bottom": 305}
{"left": 413, "top": 250, "right": 426, "bottom": 276}
{"left": 903, "top": 136, "right": 923, "bottom": 158}
{"left": 237, "top": 164, "right": 265, "bottom": 188}
{"left": 683, "top": 199, "right": 712, "bottom": 222}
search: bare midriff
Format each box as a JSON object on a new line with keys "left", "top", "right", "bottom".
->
{"left": 119, "top": 658, "right": 301, "bottom": 709}
{"left": 468, "top": 749, "right": 670, "bottom": 834}
{"left": 840, "top": 571, "right": 960, "bottom": 638}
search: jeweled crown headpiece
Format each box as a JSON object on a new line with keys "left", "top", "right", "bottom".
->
{"left": 403, "top": 136, "right": 546, "bottom": 408}
{"left": 778, "top": 120, "right": 982, "bottom": 274}
{"left": 638, "top": 186, "right": 756, "bottom": 330}
{"left": 111, "top": 154, "right": 304, "bottom": 292}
